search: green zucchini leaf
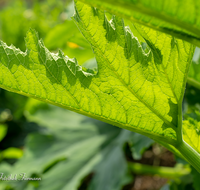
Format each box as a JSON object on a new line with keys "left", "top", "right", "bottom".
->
{"left": 0, "top": 1, "right": 194, "bottom": 145}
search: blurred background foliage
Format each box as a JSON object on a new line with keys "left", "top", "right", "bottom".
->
{"left": 0, "top": 0, "right": 200, "bottom": 190}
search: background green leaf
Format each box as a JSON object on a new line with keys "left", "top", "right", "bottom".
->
{"left": 0, "top": 124, "right": 7, "bottom": 142}
{"left": 129, "top": 133, "right": 153, "bottom": 160}
{"left": 182, "top": 111, "right": 200, "bottom": 154}
{"left": 0, "top": 99, "right": 132, "bottom": 190}
{"left": 187, "top": 48, "right": 200, "bottom": 90}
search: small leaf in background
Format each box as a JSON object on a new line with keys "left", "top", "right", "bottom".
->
{"left": 1, "top": 147, "right": 23, "bottom": 159}
{"left": 187, "top": 47, "right": 200, "bottom": 91}
{"left": 129, "top": 133, "right": 154, "bottom": 160}
{"left": 192, "top": 167, "right": 200, "bottom": 190}
{"left": 183, "top": 111, "right": 200, "bottom": 153}
{"left": 44, "top": 20, "right": 91, "bottom": 50}
{"left": 44, "top": 20, "right": 95, "bottom": 65}
{"left": 0, "top": 124, "right": 7, "bottom": 142}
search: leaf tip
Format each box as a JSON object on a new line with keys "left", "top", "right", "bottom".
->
{"left": 25, "top": 28, "right": 40, "bottom": 51}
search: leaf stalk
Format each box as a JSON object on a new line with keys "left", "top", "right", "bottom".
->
{"left": 176, "top": 140, "right": 200, "bottom": 173}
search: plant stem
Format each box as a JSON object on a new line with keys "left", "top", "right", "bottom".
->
{"left": 128, "top": 162, "right": 190, "bottom": 178}
{"left": 187, "top": 77, "right": 200, "bottom": 90}
{"left": 176, "top": 140, "right": 200, "bottom": 173}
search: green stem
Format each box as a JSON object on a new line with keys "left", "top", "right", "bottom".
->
{"left": 128, "top": 162, "right": 190, "bottom": 178}
{"left": 187, "top": 77, "right": 200, "bottom": 90}
{"left": 176, "top": 140, "right": 200, "bottom": 173}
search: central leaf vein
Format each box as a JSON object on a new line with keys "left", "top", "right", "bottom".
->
{"left": 80, "top": 12, "right": 177, "bottom": 130}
